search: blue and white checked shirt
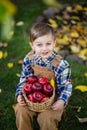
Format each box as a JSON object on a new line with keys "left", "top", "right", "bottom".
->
{"left": 16, "top": 50, "right": 72, "bottom": 105}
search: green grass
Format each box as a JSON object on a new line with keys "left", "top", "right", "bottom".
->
{"left": 0, "top": 1, "right": 87, "bottom": 130}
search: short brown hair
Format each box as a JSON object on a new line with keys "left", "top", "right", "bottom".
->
{"left": 29, "top": 22, "right": 56, "bottom": 42}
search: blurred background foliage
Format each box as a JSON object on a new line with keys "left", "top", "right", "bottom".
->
{"left": 0, "top": 0, "right": 17, "bottom": 40}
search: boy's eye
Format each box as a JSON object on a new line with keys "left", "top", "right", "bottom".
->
{"left": 47, "top": 43, "right": 51, "bottom": 45}
{"left": 36, "top": 43, "right": 42, "bottom": 47}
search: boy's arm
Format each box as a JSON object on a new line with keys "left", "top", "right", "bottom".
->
{"left": 56, "top": 60, "right": 72, "bottom": 106}
{"left": 15, "top": 55, "right": 34, "bottom": 98}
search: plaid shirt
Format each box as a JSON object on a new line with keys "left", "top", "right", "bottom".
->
{"left": 16, "top": 50, "right": 72, "bottom": 105}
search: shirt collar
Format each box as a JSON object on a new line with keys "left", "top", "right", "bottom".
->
{"left": 34, "top": 50, "right": 58, "bottom": 64}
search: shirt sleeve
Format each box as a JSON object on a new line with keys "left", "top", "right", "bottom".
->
{"left": 56, "top": 60, "right": 72, "bottom": 105}
{"left": 15, "top": 55, "right": 34, "bottom": 97}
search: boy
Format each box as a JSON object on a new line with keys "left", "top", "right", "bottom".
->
{"left": 14, "top": 22, "right": 72, "bottom": 130}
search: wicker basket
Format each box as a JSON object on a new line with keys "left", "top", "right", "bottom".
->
{"left": 22, "top": 87, "right": 55, "bottom": 112}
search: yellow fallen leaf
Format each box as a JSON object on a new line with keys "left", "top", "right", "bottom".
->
{"left": 12, "top": 104, "right": 17, "bottom": 110}
{"left": 77, "top": 48, "right": 87, "bottom": 60}
{"left": 48, "top": 18, "right": 55, "bottom": 24}
{"left": 75, "top": 26, "right": 83, "bottom": 34}
{"left": 3, "top": 51, "right": 8, "bottom": 58}
{"left": 71, "top": 16, "right": 80, "bottom": 21}
{"left": 62, "top": 25, "right": 70, "bottom": 31}
{"left": 0, "top": 51, "right": 3, "bottom": 59}
{"left": 54, "top": 46, "right": 61, "bottom": 52}
{"left": 50, "top": 23, "right": 58, "bottom": 28}
{"left": 50, "top": 78, "right": 55, "bottom": 88}
{"left": 63, "top": 20, "right": 68, "bottom": 25}
{"left": 66, "top": 6, "right": 72, "bottom": 12}
{"left": 70, "top": 44, "right": 81, "bottom": 53}
{"left": 84, "top": 7, "right": 87, "bottom": 11}
{"left": 56, "top": 37, "right": 69, "bottom": 45}
{"left": 70, "top": 31, "right": 79, "bottom": 38}
{"left": 55, "top": 15, "right": 62, "bottom": 20}
{"left": 7, "top": 62, "right": 14, "bottom": 68}
{"left": 77, "top": 38, "right": 87, "bottom": 48}
{"left": 84, "top": 27, "right": 87, "bottom": 36}
{"left": 75, "top": 85, "right": 87, "bottom": 92}
{"left": 73, "top": 9, "right": 78, "bottom": 13}
{"left": 84, "top": 72, "right": 87, "bottom": 77}
{"left": 75, "top": 5, "right": 83, "bottom": 11}
{"left": 63, "top": 35, "right": 71, "bottom": 42}
{"left": 48, "top": 18, "right": 58, "bottom": 28}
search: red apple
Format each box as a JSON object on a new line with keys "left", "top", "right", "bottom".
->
{"left": 32, "top": 82, "right": 43, "bottom": 92}
{"left": 41, "top": 95, "right": 49, "bottom": 102}
{"left": 27, "top": 75, "right": 38, "bottom": 84}
{"left": 38, "top": 77, "right": 48, "bottom": 85}
{"left": 24, "top": 83, "right": 32, "bottom": 94}
{"left": 27, "top": 93, "right": 35, "bottom": 102}
{"left": 33, "top": 91, "right": 43, "bottom": 102}
{"left": 43, "top": 83, "right": 53, "bottom": 96}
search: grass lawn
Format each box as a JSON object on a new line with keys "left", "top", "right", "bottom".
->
{"left": 0, "top": 0, "right": 87, "bottom": 130}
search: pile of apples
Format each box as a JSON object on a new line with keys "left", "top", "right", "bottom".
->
{"left": 23, "top": 75, "right": 53, "bottom": 103}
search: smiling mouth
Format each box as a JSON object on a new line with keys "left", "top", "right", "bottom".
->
{"left": 42, "top": 52, "right": 48, "bottom": 55}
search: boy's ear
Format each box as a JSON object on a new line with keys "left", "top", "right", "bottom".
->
{"left": 29, "top": 42, "right": 34, "bottom": 50}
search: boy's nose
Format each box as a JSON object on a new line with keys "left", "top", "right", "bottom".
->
{"left": 42, "top": 45, "right": 47, "bottom": 50}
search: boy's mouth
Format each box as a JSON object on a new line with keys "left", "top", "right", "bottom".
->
{"left": 42, "top": 52, "right": 49, "bottom": 55}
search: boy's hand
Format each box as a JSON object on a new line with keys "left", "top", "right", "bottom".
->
{"left": 51, "top": 99, "right": 65, "bottom": 111}
{"left": 17, "top": 94, "right": 26, "bottom": 106}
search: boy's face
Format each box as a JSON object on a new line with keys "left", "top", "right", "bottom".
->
{"left": 30, "top": 33, "right": 56, "bottom": 58}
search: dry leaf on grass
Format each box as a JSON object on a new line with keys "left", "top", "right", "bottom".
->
{"left": 0, "top": 88, "right": 2, "bottom": 93}
{"left": 16, "top": 21, "right": 24, "bottom": 26}
{"left": 16, "top": 73, "right": 21, "bottom": 77}
{"left": 18, "top": 59, "right": 23, "bottom": 64}
{"left": 77, "top": 106, "right": 81, "bottom": 112}
{"left": 76, "top": 116, "right": 87, "bottom": 123}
